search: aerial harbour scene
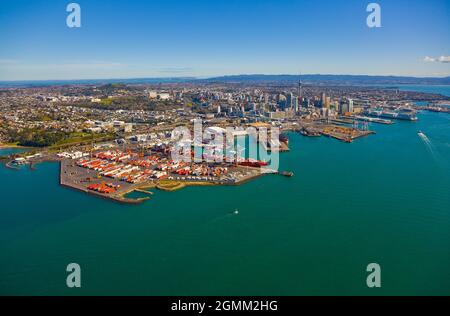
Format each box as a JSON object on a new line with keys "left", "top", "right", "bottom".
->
{"left": 1, "top": 0, "right": 450, "bottom": 299}
{"left": 1, "top": 82, "right": 447, "bottom": 204}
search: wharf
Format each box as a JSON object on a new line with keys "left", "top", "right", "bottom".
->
{"left": 349, "top": 116, "right": 394, "bottom": 125}
{"left": 59, "top": 160, "right": 149, "bottom": 204}
{"left": 59, "top": 158, "right": 269, "bottom": 203}
{"left": 320, "top": 125, "right": 375, "bottom": 143}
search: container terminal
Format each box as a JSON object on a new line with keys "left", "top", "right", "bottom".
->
{"left": 58, "top": 145, "right": 279, "bottom": 204}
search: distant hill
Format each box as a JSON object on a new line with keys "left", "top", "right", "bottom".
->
{"left": 0, "top": 77, "right": 196, "bottom": 88}
{"left": 1, "top": 74, "right": 450, "bottom": 88}
{"left": 203, "top": 74, "right": 450, "bottom": 85}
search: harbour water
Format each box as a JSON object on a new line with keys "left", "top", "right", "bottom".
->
{"left": 1, "top": 91, "right": 450, "bottom": 295}
{"left": 396, "top": 84, "right": 450, "bottom": 97}
{"left": 0, "top": 147, "right": 28, "bottom": 157}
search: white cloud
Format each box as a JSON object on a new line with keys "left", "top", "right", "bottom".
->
{"left": 438, "top": 56, "right": 450, "bottom": 63}
{"left": 424, "top": 55, "right": 450, "bottom": 63}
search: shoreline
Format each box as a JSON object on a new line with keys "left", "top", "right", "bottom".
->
{"left": 0, "top": 144, "right": 34, "bottom": 149}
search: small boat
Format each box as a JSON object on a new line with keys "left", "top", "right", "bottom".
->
{"left": 280, "top": 171, "right": 294, "bottom": 177}
{"left": 418, "top": 130, "right": 425, "bottom": 137}
{"left": 299, "top": 128, "right": 321, "bottom": 137}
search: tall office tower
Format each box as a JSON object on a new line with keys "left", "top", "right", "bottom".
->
{"left": 340, "top": 100, "right": 349, "bottom": 114}
{"left": 293, "top": 97, "right": 299, "bottom": 112}
{"left": 286, "top": 92, "right": 293, "bottom": 109}
{"left": 348, "top": 98, "right": 354, "bottom": 113}
{"left": 278, "top": 94, "right": 287, "bottom": 109}
{"left": 321, "top": 92, "right": 327, "bottom": 108}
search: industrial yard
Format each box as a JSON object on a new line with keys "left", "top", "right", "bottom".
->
{"left": 58, "top": 147, "right": 272, "bottom": 204}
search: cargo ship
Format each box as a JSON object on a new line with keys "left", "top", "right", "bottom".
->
{"left": 239, "top": 159, "right": 269, "bottom": 168}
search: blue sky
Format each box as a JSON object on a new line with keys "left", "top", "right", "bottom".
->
{"left": 0, "top": 0, "right": 449, "bottom": 80}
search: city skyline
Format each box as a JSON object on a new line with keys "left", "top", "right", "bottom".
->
{"left": 0, "top": 0, "right": 449, "bottom": 80}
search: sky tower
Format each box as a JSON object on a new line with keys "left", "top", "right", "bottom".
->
{"left": 298, "top": 73, "right": 303, "bottom": 106}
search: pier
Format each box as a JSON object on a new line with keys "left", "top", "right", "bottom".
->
{"left": 320, "top": 125, "right": 375, "bottom": 143}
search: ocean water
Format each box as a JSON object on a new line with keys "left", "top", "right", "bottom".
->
{"left": 1, "top": 97, "right": 450, "bottom": 296}
{"left": 396, "top": 85, "right": 450, "bottom": 97}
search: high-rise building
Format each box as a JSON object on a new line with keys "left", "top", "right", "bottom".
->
{"left": 293, "top": 97, "right": 299, "bottom": 112}
{"left": 278, "top": 94, "right": 287, "bottom": 109}
{"left": 340, "top": 100, "right": 349, "bottom": 114}
{"left": 286, "top": 93, "right": 293, "bottom": 109}
{"left": 348, "top": 99, "right": 354, "bottom": 113}
{"left": 321, "top": 93, "right": 327, "bottom": 108}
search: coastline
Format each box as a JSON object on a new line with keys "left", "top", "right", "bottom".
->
{"left": 0, "top": 143, "right": 33, "bottom": 149}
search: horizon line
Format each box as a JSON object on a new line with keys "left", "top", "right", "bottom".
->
{"left": 1, "top": 73, "right": 450, "bottom": 84}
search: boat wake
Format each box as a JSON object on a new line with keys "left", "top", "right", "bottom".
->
{"left": 418, "top": 131, "right": 440, "bottom": 163}
{"left": 208, "top": 209, "right": 240, "bottom": 225}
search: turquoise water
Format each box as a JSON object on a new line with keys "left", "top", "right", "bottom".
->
{"left": 1, "top": 104, "right": 450, "bottom": 296}
{"left": 0, "top": 148, "right": 28, "bottom": 156}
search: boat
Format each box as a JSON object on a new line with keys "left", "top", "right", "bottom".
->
{"left": 239, "top": 159, "right": 269, "bottom": 168}
{"left": 364, "top": 109, "right": 418, "bottom": 121}
{"left": 398, "top": 111, "right": 418, "bottom": 121}
{"left": 299, "top": 128, "right": 321, "bottom": 137}
{"left": 280, "top": 171, "right": 294, "bottom": 177}
{"left": 418, "top": 130, "right": 426, "bottom": 137}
